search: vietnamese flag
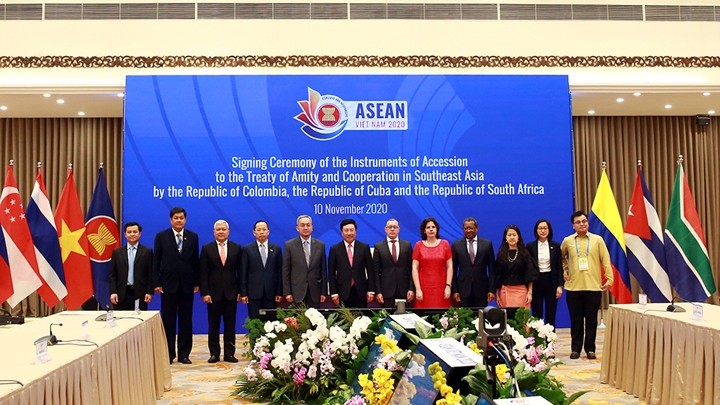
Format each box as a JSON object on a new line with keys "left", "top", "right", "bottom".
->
{"left": 54, "top": 166, "right": 93, "bottom": 309}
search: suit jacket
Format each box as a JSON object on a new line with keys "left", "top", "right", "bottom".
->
{"left": 526, "top": 240, "right": 564, "bottom": 288}
{"left": 451, "top": 237, "right": 496, "bottom": 299}
{"left": 373, "top": 238, "right": 414, "bottom": 297}
{"left": 152, "top": 228, "right": 200, "bottom": 294}
{"left": 282, "top": 237, "right": 327, "bottom": 303}
{"left": 109, "top": 243, "right": 154, "bottom": 302}
{"left": 199, "top": 240, "right": 242, "bottom": 301}
{"left": 328, "top": 240, "right": 377, "bottom": 302}
{"left": 240, "top": 241, "right": 282, "bottom": 300}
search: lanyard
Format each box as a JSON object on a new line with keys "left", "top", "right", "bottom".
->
{"left": 574, "top": 235, "right": 590, "bottom": 257}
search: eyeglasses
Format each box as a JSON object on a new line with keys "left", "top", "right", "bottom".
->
{"left": 385, "top": 225, "right": 399, "bottom": 229}
{"left": 537, "top": 226, "right": 549, "bottom": 230}
{"left": 573, "top": 219, "right": 588, "bottom": 225}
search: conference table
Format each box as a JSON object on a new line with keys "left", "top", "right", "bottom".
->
{"left": 600, "top": 302, "right": 720, "bottom": 405}
{"left": 0, "top": 310, "right": 171, "bottom": 405}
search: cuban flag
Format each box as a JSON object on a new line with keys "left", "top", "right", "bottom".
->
{"left": 589, "top": 168, "right": 632, "bottom": 304}
{"left": 26, "top": 168, "right": 68, "bottom": 307}
{"left": 85, "top": 167, "right": 120, "bottom": 309}
{"left": 624, "top": 165, "right": 672, "bottom": 302}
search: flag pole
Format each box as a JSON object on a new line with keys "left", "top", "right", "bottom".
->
{"left": 598, "top": 160, "right": 607, "bottom": 329}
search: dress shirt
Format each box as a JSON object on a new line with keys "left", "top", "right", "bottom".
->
{"left": 537, "top": 240, "right": 551, "bottom": 273}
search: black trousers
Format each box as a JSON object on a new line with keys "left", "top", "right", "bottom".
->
{"left": 460, "top": 284, "right": 489, "bottom": 308}
{"left": 207, "top": 297, "right": 238, "bottom": 358}
{"left": 113, "top": 285, "right": 149, "bottom": 311}
{"left": 566, "top": 290, "right": 602, "bottom": 353}
{"left": 248, "top": 294, "right": 276, "bottom": 320}
{"left": 160, "top": 290, "right": 194, "bottom": 361}
{"left": 531, "top": 272, "right": 558, "bottom": 327}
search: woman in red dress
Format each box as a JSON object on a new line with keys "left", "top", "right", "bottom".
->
{"left": 412, "top": 217, "right": 453, "bottom": 308}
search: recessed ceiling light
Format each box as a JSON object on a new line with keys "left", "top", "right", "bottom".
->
{"left": 709, "top": 110, "right": 716, "bottom": 115}
{"left": 117, "top": 92, "right": 125, "bottom": 98}
{"left": 633, "top": 92, "right": 641, "bottom": 96}
{"left": 664, "top": 104, "right": 672, "bottom": 109}
{"left": 703, "top": 92, "right": 711, "bottom": 96}
{"left": 616, "top": 98, "right": 624, "bottom": 103}
{"left": 43, "top": 93, "right": 51, "bottom": 98}
{"left": 588, "top": 110, "right": 596, "bottom": 115}
{"left": 78, "top": 111, "right": 86, "bottom": 116}
{"left": 0, "top": 106, "right": 7, "bottom": 111}
{"left": 56, "top": 99, "right": 65, "bottom": 104}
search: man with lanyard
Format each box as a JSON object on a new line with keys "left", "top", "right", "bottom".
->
{"left": 560, "top": 210, "right": 613, "bottom": 360}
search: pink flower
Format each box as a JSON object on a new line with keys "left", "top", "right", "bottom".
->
{"left": 293, "top": 366, "right": 307, "bottom": 385}
{"left": 260, "top": 353, "right": 273, "bottom": 369}
{"left": 439, "top": 316, "right": 449, "bottom": 329}
{"left": 285, "top": 316, "right": 299, "bottom": 330}
{"left": 345, "top": 395, "right": 366, "bottom": 405}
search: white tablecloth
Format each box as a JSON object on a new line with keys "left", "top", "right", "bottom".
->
{"left": 0, "top": 310, "right": 171, "bottom": 405}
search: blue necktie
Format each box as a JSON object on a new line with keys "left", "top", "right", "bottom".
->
{"left": 128, "top": 246, "right": 136, "bottom": 285}
{"left": 176, "top": 233, "right": 183, "bottom": 252}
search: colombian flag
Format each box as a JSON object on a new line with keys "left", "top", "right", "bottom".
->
{"left": 589, "top": 168, "right": 632, "bottom": 304}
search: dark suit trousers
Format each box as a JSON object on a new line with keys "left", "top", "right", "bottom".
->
{"left": 114, "top": 285, "right": 148, "bottom": 311}
{"left": 460, "top": 284, "right": 488, "bottom": 308}
{"left": 531, "top": 272, "right": 558, "bottom": 327}
{"left": 161, "top": 290, "right": 194, "bottom": 360}
{"left": 207, "top": 297, "right": 238, "bottom": 357}
{"left": 248, "top": 295, "right": 275, "bottom": 319}
{"left": 566, "top": 290, "right": 601, "bottom": 354}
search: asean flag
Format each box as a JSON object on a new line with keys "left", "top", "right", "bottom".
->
{"left": 85, "top": 167, "right": 120, "bottom": 309}
{"left": 55, "top": 166, "right": 93, "bottom": 310}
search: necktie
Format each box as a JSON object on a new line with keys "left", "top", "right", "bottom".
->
{"left": 176, "top": 233, "right": 183, "bottom": 252}
{"left": 128, "top": 245, "right": 136, "bottom": 285}
{"left": 390, "top": 239, "right": 398, "bottom": 263}
{"left": 347, "top": 243, "right": 354, "bottom": 267}
{"left": 260, "top": 243, "right": 267, "bottom": 266}
{"left": 220, "top": 242, "right": 226, "bottom": 266}
{"left": 303, "top": 240, "right": 311, "bottom": 266}
{"left": 468, "top": 239, "right": 476, "bottom": 263}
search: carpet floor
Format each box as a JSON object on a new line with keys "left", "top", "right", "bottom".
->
{"left": 157, "top": 328, "right": 645, "bottom": 404}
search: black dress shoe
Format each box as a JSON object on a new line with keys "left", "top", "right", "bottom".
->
{"left": 224, "top": 356, "right": 239, "bottom": 363}
{"left": 179, "top": 358, "right": 192, "bottom": 364}
{"left": 587, "top": 351, "right": 597, "bottom": 360}
{"left": 570, "top": 352, "right": 580, "bottom": 359}
{"left": 208, "top": 355, "right": 220, "bottom": 363}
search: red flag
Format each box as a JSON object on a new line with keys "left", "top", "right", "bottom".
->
{"left": 54, "top": 167, "right": 93, "bottom": 309}
{"left": 0, "top": 164, "right": 43, "bottom": 307}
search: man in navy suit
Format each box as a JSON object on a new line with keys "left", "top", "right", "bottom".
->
{"left": 282, "top": 214, "right": 327, "bottom": 307}
{"left": 240, "top": 220, "right": 283, "bottom": 319}
{"left": 374, "top": 218, "right": 415, "bottom": 309}
{"left": 328, "top": 218, "right": 377, "bottom": 308}
{"left": 199, "top": 219, "right": 241, "bottom": 363}
{"left": 153, "top": 207, "right": 199, "bottom": 364}
{"left": 110, "top": 222, "right": 153, "bottom": 311}
{"left": 451, "top": 217, "right": 496, "bottom": 307}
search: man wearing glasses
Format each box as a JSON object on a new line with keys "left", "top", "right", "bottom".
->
{"left": 560, "top": 210, "right": 613, "bottom": 361}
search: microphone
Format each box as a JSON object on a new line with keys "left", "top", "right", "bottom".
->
{"left": 48, "top": 323, "right": 63, "bottom": 345}
{"left": 666, "top": 297, "right": 686, "bottom": 313}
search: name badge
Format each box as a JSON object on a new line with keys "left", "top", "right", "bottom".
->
{"left": 692, "top": 303, "right": 703, "bottom": 321}
{"left": 34, "top": 336, "right": 51, "bottom": 364}
{"left": 578, "top": 257, "right": 589, "bottom": 271}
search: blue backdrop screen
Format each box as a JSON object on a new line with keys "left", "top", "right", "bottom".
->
{"left": 123, "top": 75, "right": 574, "bottom": 332}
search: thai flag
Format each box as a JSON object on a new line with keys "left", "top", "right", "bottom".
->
{"left": 85, "top": 167, "right": 120, "bottom": 309}
{"left": 624, "top": 166, "right": 672, "bottom": 302}
{"left": 26, "top": 168, "right": 68, "bottom": 307}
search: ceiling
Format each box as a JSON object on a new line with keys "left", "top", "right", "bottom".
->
{"left": 0, "top": 88, "right": 716, "bottom": 118}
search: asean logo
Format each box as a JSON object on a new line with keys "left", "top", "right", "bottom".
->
{"left": 85, "top": 216, "right": 120, "bottom": 262}
{"left": 294, "top": 88, "right": 349, "bottom": 141}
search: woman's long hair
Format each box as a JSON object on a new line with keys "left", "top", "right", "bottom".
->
{"left": 496, "top": 224, "right": 530, "bottom": 263}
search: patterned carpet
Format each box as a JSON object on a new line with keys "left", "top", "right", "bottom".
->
{"left": 157, "top": 328, "right": 645, "bottom": 404}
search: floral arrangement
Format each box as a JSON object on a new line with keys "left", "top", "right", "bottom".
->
{"left": 234, "top": 307, "right": 584, "bottom": 405}
{"left": 233, "top": 307, "right": 381, "bottom": 404}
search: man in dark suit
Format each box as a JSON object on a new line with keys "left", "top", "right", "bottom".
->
{"left": 109, "top": 222, "right": 153, "bottom": 311}
{"left": 199, "top": 219, "right": 241, "bottom": 363}
{"left": 451, "top": 217, "right": 496, "bottom": 307}
{"left": 153, "top": 206, "right": 200, "bottom": 365}
{"left": 282, "top": 214, "right": 327, "bottom": 307}
{"left": 374, "top": 218, "right": 415, "bottom": 309}
{"left": 328, "top": 218, "right": 377, "bottom": 308}
{"left": 240, "top": 220, "right": 283, "bottom": 319}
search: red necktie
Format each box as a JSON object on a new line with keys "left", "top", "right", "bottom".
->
{"left": 391, "top": 239, "right": 398, "bottom": 263}
{"left": 220, "top": 242, "right": 226, "bottom": 266}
